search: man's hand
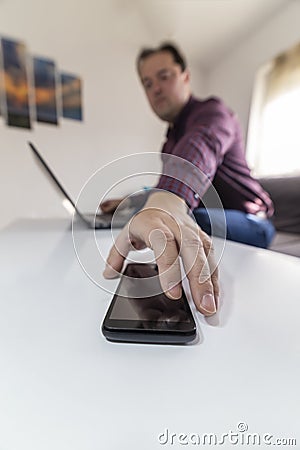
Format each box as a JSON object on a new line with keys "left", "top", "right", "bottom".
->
{"left": 99, "top": 198, "right": 124, "bottom": 214}
{"left": 103, "top": 191, "right": 219, "bottom": 316}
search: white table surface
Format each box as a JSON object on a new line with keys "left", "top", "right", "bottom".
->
{"left": 0, "top": 218, "right": 299, "bottom": 450}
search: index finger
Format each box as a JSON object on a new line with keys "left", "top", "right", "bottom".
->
{"left": 148, "top": 226, "right": 182, "bottom": 300}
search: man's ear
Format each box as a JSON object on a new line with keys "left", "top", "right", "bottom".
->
{"left": 183, "top": 69, "right": 191, "bottom": 84}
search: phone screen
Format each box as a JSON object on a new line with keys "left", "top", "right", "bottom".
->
{"left": 102, "top": 263, "right": 196, "bottom": 344}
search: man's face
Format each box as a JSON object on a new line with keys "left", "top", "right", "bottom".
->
{"left": 138, "top": 51, "right": 191, "bottom": 123}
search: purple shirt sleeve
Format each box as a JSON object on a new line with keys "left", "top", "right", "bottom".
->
{"left": 156, "top": 99, "right": 236, "bottom": 208}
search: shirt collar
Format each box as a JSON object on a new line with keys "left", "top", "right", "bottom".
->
{"left": 166, "top": 95, "right": 195, "bottom": 138}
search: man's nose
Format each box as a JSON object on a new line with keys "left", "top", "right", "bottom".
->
{"left": 152, "top": 80, "right": 162, "bottom": 95}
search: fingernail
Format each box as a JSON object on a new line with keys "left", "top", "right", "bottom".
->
{"left": 167, "top": 282, "right": 181, "bottom": 299}
{"left": 103, "top": 266, "right": 118, "bottom": 279}
{"left": 200, "top": 293, "right": 216, "bottom": 314}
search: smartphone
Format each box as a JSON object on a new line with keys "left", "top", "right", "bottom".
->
{"left": 101, "top": 263, "right": 197, "bottom": 344}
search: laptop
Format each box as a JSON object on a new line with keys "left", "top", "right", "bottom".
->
{"left": 28, "top": 141, "right": 135, "bottom": 229}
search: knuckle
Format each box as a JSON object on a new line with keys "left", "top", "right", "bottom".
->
{"left": 158, "top": 254, "right": 180, "bottom": 270}
{"left": 199, "top": 271, "right": 212, "bottom": 284}
{"left": 202, "top": 235, "right": 213, "bottom": 250}
{"left": 182, "top": 236, "right": 203, "bottom": 249}
{"left": 150, "top": 228, "right": 175, "bottom": 243}
{"left": 186, "top": 259, "right": 211, "bottom": 283}
{"left": 163, "top": 231, "right": 177, "bottom": 244}
{"left": 198, "top": 263, "right": 212, "bottom": 283}
{"left": 205, "top": 238, "right": 214, "bottom": 249}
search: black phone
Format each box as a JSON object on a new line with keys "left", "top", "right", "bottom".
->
{"left": 101, "top": 263, "right": 197, "bottom": 344}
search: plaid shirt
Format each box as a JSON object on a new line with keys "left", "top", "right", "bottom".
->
{"left": 156, "top": 96, "right": 274, "bottom": 217}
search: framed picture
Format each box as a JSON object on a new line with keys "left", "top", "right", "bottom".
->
{"left": 33, "top": 57, "right": 58, "bottom": 125}
{"left": 1, "top": 38, "right": 31, "bottom": 129}
{"left": 60, "top": 73, "right": 83, "bottom": 121}
{"left": 0, "top": 58, "right": 3, "bottom": 118}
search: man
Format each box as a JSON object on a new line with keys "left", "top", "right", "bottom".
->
{"left": 102, "top": 43, "right": 275, "bottom": 317}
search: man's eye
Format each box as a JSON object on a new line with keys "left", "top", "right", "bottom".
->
{"left": 143, "top": 81, "right": 152, "bottom": 90}
{"left": 159, "top": 71, "right": 172, "bottom": 81}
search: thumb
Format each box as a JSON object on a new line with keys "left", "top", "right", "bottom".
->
{"left": 103, "top": 228, "right": 131, "bottom": 278}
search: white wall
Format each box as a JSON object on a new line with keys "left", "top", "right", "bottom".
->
{"left": 0, "top": 0, "right": 205, "bottom": 230}
{"left": 3, "top": 0, "right": 295, "bottom": 230}
{"left": 205, "top": 1, "right": 300, "bottom": 145}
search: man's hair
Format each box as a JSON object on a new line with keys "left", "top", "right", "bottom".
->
{"left": 136, "top": 42, "right": 187, "bottom": 73}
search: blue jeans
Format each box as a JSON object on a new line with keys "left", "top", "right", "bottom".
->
{"left": 193, "top": 208, "right": 275, "bottom": 249}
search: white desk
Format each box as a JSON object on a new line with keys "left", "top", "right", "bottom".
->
{"left": 1, "top": 219, "right": 300, "bottom": 450}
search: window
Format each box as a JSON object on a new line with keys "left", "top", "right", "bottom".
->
{"left": 247, "top": 42, "right": 300, "bottom": 177}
